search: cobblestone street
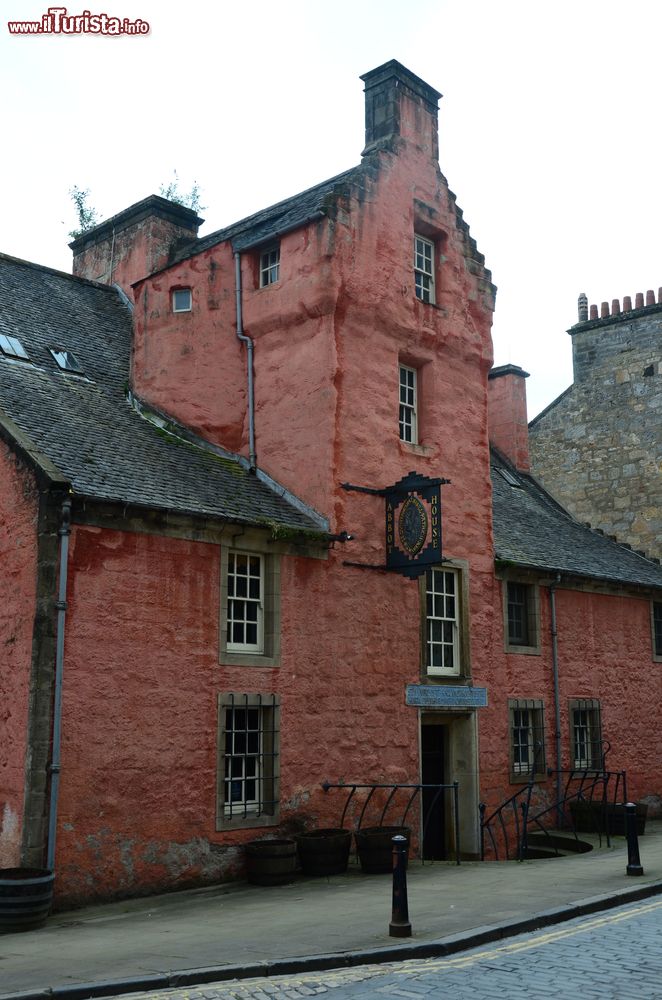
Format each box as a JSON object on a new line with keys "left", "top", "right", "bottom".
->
{"left": 113, "top": 897, "right": 662, "bottom": 1000}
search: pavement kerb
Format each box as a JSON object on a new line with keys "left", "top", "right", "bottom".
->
{"left": 3, "top": 877, "right": 662, "bottom": 1000}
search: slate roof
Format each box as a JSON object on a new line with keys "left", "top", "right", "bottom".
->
{"left": 491, "top": 449, "right": 662, "bottom": 589}
{"left": 169, "top": 167, "right": 361, "bottom": 265}
{"left": 0, "top": 253, "right": 327, "bottom": 533}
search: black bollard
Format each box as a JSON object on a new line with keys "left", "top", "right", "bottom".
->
{"left": 625, "top": 802, "right": 644, "bottom": 876}
{"left": 389, "top": 834, "right": 412, "bottom": 937}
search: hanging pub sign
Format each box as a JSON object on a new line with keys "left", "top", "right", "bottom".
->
{"left": 384, "top": 471, "right": 445, "bottom": 579}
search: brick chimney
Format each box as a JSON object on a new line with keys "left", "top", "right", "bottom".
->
{"left": 70, "top": 195, "right": 203, "bottom": 298}
{"left": 360, "top": 60, "right": 442, "bottom": 161}
{"left": 487, "top": 364, "right": 530, "bottom": 472}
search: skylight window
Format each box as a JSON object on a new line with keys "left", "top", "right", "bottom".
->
{"left": 0, "top": 334, "right": 29, "bottom": 360}
{"left": 498, "top": 467, "right": 522, "bottom": 488}
{"left": 49, "top": 348, "right": 83, "bottom": 374}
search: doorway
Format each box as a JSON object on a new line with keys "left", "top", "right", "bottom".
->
{"left": 421, "top": 722, "right": 447, "bottom": 860}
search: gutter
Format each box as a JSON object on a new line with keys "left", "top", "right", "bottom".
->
{"left": 46, "top": 498, "right": 72, "bottom": 872}
{"left": 233, "top": 252, "right": 256, "bottom": 471}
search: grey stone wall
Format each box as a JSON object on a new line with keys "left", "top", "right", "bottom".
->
{"left": 529, "top": 305, "right": 662, "bottom": 560}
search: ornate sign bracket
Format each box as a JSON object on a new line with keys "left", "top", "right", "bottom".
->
{"left": 341, "top": 471, "right": 449, "bottom": 579}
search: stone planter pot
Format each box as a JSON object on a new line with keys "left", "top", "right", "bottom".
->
{"left": 0, "top": 868, "right": 55, "bottom": 933}
{"left": 354, "top": 826, "right": 410, "bottom": 874}
{"left": 297, "top": 828, "right": 352, "bottom": 876}
{"left": 245, "top": 839, "right": 297, "bottom": 886}
{"left": 569, "top": 801, "right": 648, "bottom": 836}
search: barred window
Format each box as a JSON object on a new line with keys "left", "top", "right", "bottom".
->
{"left": 217, "top": 693, "right": 280, "bottom": 829}
{"left": 259, "top": 245, "right": 280, "bottom": 287}
{"left": 570, "top": 699, "right": 603, "bottom": 771}
{"left": 414, "top": 235, "right": 435, "bottom": 303}
{"left": 426, "top": 568, "right": 459, "bottom": 676}
{"left": 509, "top": 699, "right": 545, "bottom": 780}
{"left": 399, "top": 365, "right": 417, "bottom": 443}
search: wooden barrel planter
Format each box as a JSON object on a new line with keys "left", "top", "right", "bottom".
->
{"left": 0, "top": 868, "right": 55, "bottom": 933}
{"left": 245, "top": 839, "right": 297, "bottom": 886}
{"left": 296, "top": 829, "right": 352, "bottom": 876}
{"left": 355, "top": 826, "right": 410, "bottom": 874}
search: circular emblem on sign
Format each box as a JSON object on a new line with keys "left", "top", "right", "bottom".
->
{"left": 398, "top": 495, "right": 428, "bottom": 556}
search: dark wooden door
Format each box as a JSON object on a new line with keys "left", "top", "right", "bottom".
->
{"left": 421, "top": 724, "right": 446, "bottom": 860}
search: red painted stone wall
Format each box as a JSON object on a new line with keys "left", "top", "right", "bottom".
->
{"left": 0, "top": 442, "right": 39, "bottom": 867}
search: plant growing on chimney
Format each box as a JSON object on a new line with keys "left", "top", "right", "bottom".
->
{"left": 68, "top": 186, "right": 100, "bottom": 239}
{"left": 159, "top": 170, "right": 204, "bottom": 213}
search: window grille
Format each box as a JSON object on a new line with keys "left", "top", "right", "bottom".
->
{"left": 218, "top": 693, "right": 279, "bottom": 824}
{"left": 509, "top": 698, "right": 545, "bottom": 778}
{"left": 570, "top": 699, "right": 603, "bottom": 770}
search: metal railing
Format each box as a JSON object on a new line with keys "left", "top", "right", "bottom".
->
{"left": 480, "top": 741, "right": 628, "bottom": 861}
{"left": 322, "top": 781, "right": 461, "bottom": 864}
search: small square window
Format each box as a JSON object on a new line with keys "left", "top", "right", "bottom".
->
{"left": 652, "top": 602, "right": 662, "bottom": 659}
{"left": 569, "top": 699, "right": 603, "bottom": 771}
{"left": 399, "top": 365, "right": 418, "bottom": 443}
{"left": 217, "top": 692, "right": 280, "bottom": 830}
{"left": 504, "top": 581, "right": 540, "bottom": 654}
{"left": 509, "top": 699, "right": 545, "bottom": 781}
{"left": 0, "top": 334, "right": 29, "bottom": 360}
{"left": 259, "top": 246, "right": 280, "bottom": 287}
{"left": 414, "top": 235, "right": 435, "bottom": 304}
{"left": 425, "top": 567, "right": 460, "bottom": 676}
{"left": 172, "top": 288, "right": 192, "bottom": 313}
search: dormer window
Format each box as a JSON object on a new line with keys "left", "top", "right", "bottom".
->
{"left": 172, "top": 288, "right": 192, "bottom": 313}
{"left": 49, "top": 348, "right": 83, "bottom": 374}
{"left": 259, "top": 246, "right": 280, "bottom": 287}
{"left": 0, "top": 334, "right": 29, "bottom": 360}
{"left": 414, "top": 235, "right": 435, "bottom": 303}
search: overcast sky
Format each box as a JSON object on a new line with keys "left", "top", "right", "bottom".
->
{"left": 3, "top": 0, "right": 661, "bottom": 418}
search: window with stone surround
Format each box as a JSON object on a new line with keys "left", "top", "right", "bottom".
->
{"left": 220, "top": 545, "right": 281, "bottom": 668}
{"left": 504, "top": 581, "right": 540, "bottom": 654}
{"left": 399, "top": 365, "right": 418, "bottom": 443}
{"left": 414, "top": 235, "right": 435, "bottom": 303}
{"left": 509, "top": 699, "right": 546, "bottom": 782}
{"left": 569, "top": 699, "right": 603, "bottom": 771}
{"left": 259, "top": 245, "right": 280, "bottom": 287}
{"left": 216, "top": 692, "right": 280, "bottom": 830}
{"left": 652, "top": 602, "right": 662, "bottom": 660}
{"left": 425, "top": 567, "right": 460, "bottom": 676}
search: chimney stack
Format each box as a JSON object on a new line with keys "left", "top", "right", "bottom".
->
{"left": 70, "top": 195, "right": 203, "bottom": 298}
{"left": 488, "top": 364, "right": 531, "bottom": 472}
{"left": 360, "top": 60, "right": 442, "bottom": 161}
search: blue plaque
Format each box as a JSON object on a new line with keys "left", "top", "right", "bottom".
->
{"left": 405, "top": 684, "right": 488, "bottom": 709}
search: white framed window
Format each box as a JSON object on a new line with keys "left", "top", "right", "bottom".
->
{"left": 509, "top": 699, "right": 545, "bottom": 781}
{"left": 652, "top": 601, "right": 662, "bottom": 660}
{"left": 217, "top": 692, "right": 280, "bottom": 830}
{"left": 414, "top": 235, "right": 435, "bottom": 303}
{"left": 425, "top": 567, "right": 459, "bottom": 676}
{"left": 399, "top": 365, "right": 418, "bottom": 443}
{"left": 227, "top": 551, "right": 264, "bottom": 653}
{"left": 570, "top": 699, "right": 603, "bottom": 771}
{"left": 504, "top": 581, "right": 540, "bottom": 654}
{"left": 220, "top": 543, "right": 281, "bottom": 667}
{"left": 259, "top": 245, "right": 280, "bottom": 287}
{"left": 172, "top": 288, "right": 192, "bottom": 313}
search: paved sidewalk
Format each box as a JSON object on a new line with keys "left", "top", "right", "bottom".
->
{"left": 1, "top": 824, "right": 661, "bottom": 1000}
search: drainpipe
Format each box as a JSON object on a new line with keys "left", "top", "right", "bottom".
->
{"left": 46, "top": 498, "right": 72, "bottom": 872}
{"left": 549, "top": 572, "right": 562, "bottom": 824}
{"left": 234, "top": 251, "right": 256, "bottom": 470}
